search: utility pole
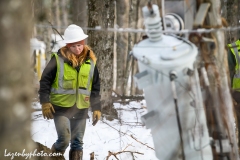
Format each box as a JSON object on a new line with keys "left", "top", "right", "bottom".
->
{"left": 191, "top": 0, "right": 239, "bottom": 159}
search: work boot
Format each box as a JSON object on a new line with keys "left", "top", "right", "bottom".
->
{"left": 51, "top": 144, "right": 65, "bottom": 157}
{"left": 69, "top": 149, "right": 83, "bottom": 160}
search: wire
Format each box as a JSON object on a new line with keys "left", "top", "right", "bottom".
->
{"left": 35, "top": 24, "right": 240, "bottom": 34}
{"left": 170, "top": 72, "right": 185, "bottom": 160}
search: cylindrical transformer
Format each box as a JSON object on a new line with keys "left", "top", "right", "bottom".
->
{"left": 133, "top": 4, "right": 213, "bottom": 160}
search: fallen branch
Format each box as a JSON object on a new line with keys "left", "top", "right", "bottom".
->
{"left": 33, "top": 108, "right": 42, "bottom": 112}
{"left": 102, "top": 119, "right": 128, "bottom": 136}
{"left": 112, "top": 90, "right": 144, "bottom": 103}
{"left": 90, "top": 152, "right": 94, "bottom": 160}
{"left": 115, "top": 107, "right": 145, "bottom": 111}
{"left": 106, "top": 150, "right": 143, "bottom": 160}
{"left": 102, "top": 120, "right": 154, "bottom": 150}
{"left": 112, "top": 95, "right": 144, "bottom": 102}
{"left": 121, "top": 121, "right": 144, "bottom": 126}
{"left": 32, "top": 113, "right": 42, "bottom": 120}
{"left": 130, "top": 135, "right": 155, "bottom": 150}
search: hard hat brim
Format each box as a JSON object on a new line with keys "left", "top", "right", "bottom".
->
{"left": 62, "top": 34, "right": 88, "bottom": 44}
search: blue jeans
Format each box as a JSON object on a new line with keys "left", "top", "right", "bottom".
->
{"left": 53, "top": 116, "right": 86, "bottom": 152}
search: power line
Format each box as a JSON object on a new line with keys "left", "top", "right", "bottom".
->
{"left": 35, "top": 24, "right": 240, "bottom": 34}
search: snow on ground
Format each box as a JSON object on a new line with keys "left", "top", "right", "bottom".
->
{"left": 31, "top": 101, "right": 158, "bottom": 160}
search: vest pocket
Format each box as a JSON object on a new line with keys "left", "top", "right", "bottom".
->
{"left": 63, "top": 75, "right": 76, "bottom": 89}
{"left": 79, "top": 73, "right": 89, "bottom": 88}
{"left": 77, "top": 94, "right": 90, "bottom": 109}
{"left": 63, "top": 80, "right": 73, "bottom": 89}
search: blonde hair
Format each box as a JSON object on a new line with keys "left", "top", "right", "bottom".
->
{"left": 60, "top": 45, "right": 97, "bottom": 68}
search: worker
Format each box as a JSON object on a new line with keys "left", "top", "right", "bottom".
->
{"left": 228, "top": 39, "right": 240, "bottom": 149}
{"left": 38, "top": 24, "right": 101, "bottom": 160}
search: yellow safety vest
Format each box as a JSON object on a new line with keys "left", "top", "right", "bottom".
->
{"left": 228, "top": 40, "right": 240, "bottom": 90}
{"left": 50, "top": 53, "right": 95, "bottom": 109}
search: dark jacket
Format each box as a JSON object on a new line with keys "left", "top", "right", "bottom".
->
{"left": 38, "top": 50, "right": 101, "bottom": 119}
{"left": 228, "top": 48, "right": 236, "bottom": 87}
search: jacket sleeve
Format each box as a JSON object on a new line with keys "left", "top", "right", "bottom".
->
{"left": 38, "top": 56, "right": 57, "bottom": 104}
{"left": 90, "top": 65, "right": 101, "bottom": 111}
{"left": 228, "top": 49, "right": 236, "bottom": 87}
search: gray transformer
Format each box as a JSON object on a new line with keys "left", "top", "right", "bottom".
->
{"left": 133, "top": 4, "right": 213, "bottom": 160}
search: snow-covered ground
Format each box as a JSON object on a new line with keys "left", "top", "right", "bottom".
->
{"left": 31, "top": 101, "right": 158, "bottom": 160}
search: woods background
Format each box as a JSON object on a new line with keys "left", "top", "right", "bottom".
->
{"left": 1, "top": 0, "right": 240, "bottom": 159}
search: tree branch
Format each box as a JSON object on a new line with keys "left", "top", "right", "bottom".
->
{"left": 106, "top": 150, "right": 143, "bottom": 160}
{"left": 112, "top": 90, "right": 144, "bottom": 103}
{"left": 102, "top": 120, "right": 154, "bottom": 150}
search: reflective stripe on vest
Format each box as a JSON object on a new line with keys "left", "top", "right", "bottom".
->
{"left": 228, "top": 41, "right": 240, "bottom": 91}
{"left": 85, "top": 59, "right": 95, "bottom": 94}
{"left": 229, "top": 42, "right": 240, "bottom": 78}
{"left": 51, "top": 56, "right": 75, "bottom": 94}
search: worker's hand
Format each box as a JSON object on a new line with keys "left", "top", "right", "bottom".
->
{"left": 41, "top": 103, "right": 55, "bottom": 120}
{"left": 92, "top": 110, "right": 101, "bottom": 126}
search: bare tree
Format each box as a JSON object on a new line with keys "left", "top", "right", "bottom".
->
{"left": 88, "top": 0, "right": 117, "bottom": 119}
{"left": 0, "top": 0, "right": 35, "bottom": 159}
{"left": 124, "top": 0, "right": 144, "bottom": 96}
{"left": 223, "top": 0, "right": 239, "bottom": 43}
{"left": 70, "top": 0, "right": 88, "bottom": 29}
{"left": 60, "top": 0, "right": 69, "bottom": 31}
{"left": 52, "top": 0, "right": 61, "bottom": 27}
{"left": 32, "top": 0, "right": 53, "bottom": 62}
{"left": 129, "top": 0, "right": 143, "bottom": 95}
{"left": 115, "top": 0, "right": 129, "bottom": 96}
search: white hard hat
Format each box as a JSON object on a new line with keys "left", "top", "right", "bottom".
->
{"left": 63, "top": 24, "right": 88, "bottom": 44}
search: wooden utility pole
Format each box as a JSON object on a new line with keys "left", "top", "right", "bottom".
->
{"left": 191, "top": 0, "right": 239, "bottom": 159}
{"left": 208, "top": 1, "right": 239, "bottom": 159}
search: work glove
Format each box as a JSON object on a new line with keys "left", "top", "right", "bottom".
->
{"left": 92, "top": 110, "right": 101, "bottom": 126}
{"left": 41, "top": 103, "right": 55, "bottom": 120}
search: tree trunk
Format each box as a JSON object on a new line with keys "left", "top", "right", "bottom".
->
{"left": 225, "top": 0, "right": 238, "bottom": 44}
{"left": 115, "top": 0, "right": 129, "bottom": 96}
{"left": 60, "top": 0, "right": 69, "bottom": 32}
{"left": 0, "top": 0, "right": 35, "bottom": 159}
{"left": 32, "top": 0, "right": 52, "bottom": 62}
{"left": 70, "top": 0, "right": 88, "bottom": 28}
{"left": 88, "top": 0, "right": 117, "bottom": 119}
{"left": 124, "top": 0, "right": 143, "bottom": 95}
{"left": 52, "top": 0, "right": 61, "bottom": 27}
{"left": 130, "top": 0, "right": 143, "bottom": 95}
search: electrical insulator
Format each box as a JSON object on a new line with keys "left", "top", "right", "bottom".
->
{"left": 165, "top": 13, "right": 184, "bottom": 31}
